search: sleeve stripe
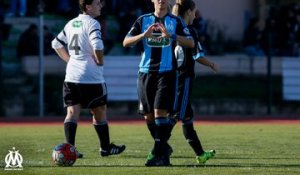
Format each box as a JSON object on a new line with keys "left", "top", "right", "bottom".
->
{"left": 193, "top": 53, "right": 205, "bottom": 60}
{"left": 55, "top": 36, "right": 66, "bottom": 46}
{"left": 63, "top": 30, "right": 66, "bottom": 36}
{"left": 91, "top": 37, "right": 102, "bottom": 41}
{"left": 89, "top": 29, "right": 101, "bottom": 36}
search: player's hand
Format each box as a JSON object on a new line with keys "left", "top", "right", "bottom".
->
{"left": 210, "top": 63, "right": 219, "bottom": 73}
{"left": 144, "top": 23, "right": 170, "bottom": 39}
{"left": 92, "top": 55, "right": 103, "bottom": 66}
{"left": 143, "top": 24, "right": 156, "bottom": 38}
{"left": 155, "top": 23, "right": 170, "bottom": 38}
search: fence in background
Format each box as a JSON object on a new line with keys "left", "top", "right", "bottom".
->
{"left": 282, "top": 58, "right": 300, "bottom": 101}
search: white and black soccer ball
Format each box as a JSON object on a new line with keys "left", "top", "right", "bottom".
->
{"left": 52, "top": 143, "right": 77, "bottom": 166}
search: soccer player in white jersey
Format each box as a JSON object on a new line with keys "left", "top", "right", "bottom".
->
{"left": 51, "top": 0, "right": 125, "bottom": 158}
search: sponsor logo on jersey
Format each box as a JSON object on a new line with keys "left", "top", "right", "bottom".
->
{"left": 147, "top": 33, "right": 170, "bottom": 47}
{"left": 73, "top": 20, "right": 83, "bottom": 28}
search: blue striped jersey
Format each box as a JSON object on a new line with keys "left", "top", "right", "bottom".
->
{"left": 127, "top": 13, "right": 192, "bottom": 73}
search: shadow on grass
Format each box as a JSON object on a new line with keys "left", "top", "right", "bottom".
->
{"left": 22, "top": 163, "right": 300, "bottom": 168}
{"left": 173, "top": 156, "right": 300, "bottom": 160}
{"left": 173, "top": 163, "right": 300, "bottom": 168}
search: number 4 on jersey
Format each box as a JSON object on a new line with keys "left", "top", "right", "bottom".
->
{"left": 69, "top": 34, "right": 80, "bottom": 55}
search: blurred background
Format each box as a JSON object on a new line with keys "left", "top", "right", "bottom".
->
{"left": 0, "top": 0, "right": 300, "bottom": 119}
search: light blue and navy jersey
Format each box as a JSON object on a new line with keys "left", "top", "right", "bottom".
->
{"left": 127, "top": 13, "right": 192, "bottom": 73}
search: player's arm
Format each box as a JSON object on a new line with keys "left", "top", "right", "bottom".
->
{"left": 123, "top": 33, "right": 145, "bottom": 47}
{"left": 172, "top": 34, "right": 194, "bottom": 48}
{"left": 158, "top": 23, "right": 194, "bottom": 48}
{"left": 93, "top": 50, "right": 104, "bottom": 65}
{"left": 52, "top": 30, "right": 70, "bottom": 63}
{"left": 53, "top": 47, "right": 70, "bottom": 63}
{"left": 194, "top": 41, "right": 218, "bottom": 73}
{"left": 123, "top": 17, "right": 154, "bottom": 47}
{"left": 90, "top": 20, "right": 104, "bottom": 65}
{"left": 196, "top": 57, "right": 218, "bottom": 73}
{"left": 123, "top": 33, "right": 144, "bottom": 47}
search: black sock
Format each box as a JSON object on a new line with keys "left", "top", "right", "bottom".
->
{"left": 93, "top": 120, "right": 110, "bottom": 151}
{"left": 167, "top": 117, "right": 177, "bottom": 140}
{"left": 64, "top": 119, "right": 77, "bottom": 146}
{"left": 147, "top": 122, "right": 156, "bottom": 139}
{"left": 182, "top": 122, "right": 204, "bottom": 156}
{"left": 153, "top": 117, "right": 171, "bottom": 156}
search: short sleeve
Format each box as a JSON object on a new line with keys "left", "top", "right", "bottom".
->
{"left": 127, "top": 17, "right": 142, "bottom": 37}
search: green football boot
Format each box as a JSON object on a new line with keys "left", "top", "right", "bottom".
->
{"left": 196, "top": 150, "right": 216, "bottom": 164}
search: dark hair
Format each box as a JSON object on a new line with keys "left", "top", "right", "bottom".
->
{"left": 172, "top": 0, "right": 196, "bottom": 17}
{"left": 79, "top": 0, "right": 94, "bottom": 13}
{"left": 28, "top": 23, "right": 38, "bottom": 30}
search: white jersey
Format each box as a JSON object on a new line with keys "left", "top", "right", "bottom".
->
{"left": 52, "top": 14, "right": 105, "bottom": 83}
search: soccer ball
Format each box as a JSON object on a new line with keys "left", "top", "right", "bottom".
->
{"left": 52, "top": 143, "right": 77, "bottom": 166}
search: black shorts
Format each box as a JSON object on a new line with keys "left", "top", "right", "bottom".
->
{"left": 63, "top": 82, "right": 107, "bottom": 109}
{"left": 138, "top": 71, "right": 177, "bottom": 115}
{"left": 173, "top": 76, "right": 194, "bottom": 121}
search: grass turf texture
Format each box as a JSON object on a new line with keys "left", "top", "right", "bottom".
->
{"left": 0, "top": 122, "right": 299, "bottom": 175}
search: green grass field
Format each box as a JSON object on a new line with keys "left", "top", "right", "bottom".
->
{"left": 0, "top": 121, "right": 299, "bottom": 175}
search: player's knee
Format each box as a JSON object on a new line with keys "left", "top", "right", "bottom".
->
{"left": 64, "top": 117, "right": 78, "bottom": 124}
{"left": 93, "top": 119, "right": 108, "bottom": 125}
{"left": 91, "top": 106, "right": 106, "bottom": 120}
{"left": 93, "top": 113, "right": 107, "bottom": 122}
{"left": 65, "top": 112, "right": 79, "bottom": 121}
{"left": 154, "top": 109, "right": 168, "bottom": 117}
{"left": 66, "top": 105, "right": 80, "bottom": 118}
{"left": 144, "top": 113, "right": 155, "bottom": 123}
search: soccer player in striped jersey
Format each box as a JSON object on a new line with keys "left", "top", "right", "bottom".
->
{"left": 51, "top": 0, "right": 125, "bottom": 159}
{"left": 172, "top": 0, "right": 218, "bottom": 164}
{"left": 123, "top": 0, "right": 194, "bottom": 166}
